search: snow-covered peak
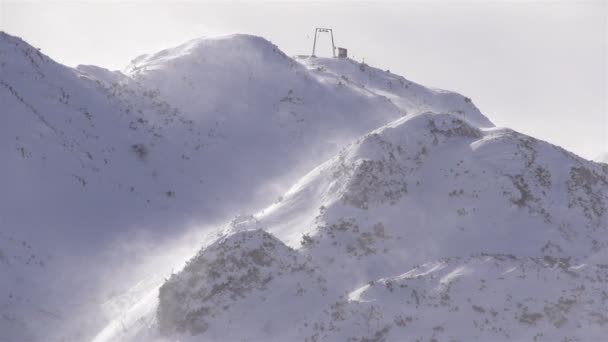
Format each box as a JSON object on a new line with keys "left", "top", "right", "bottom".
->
{"left": 120, "top": 33, "right": 493, "bottom": 131}
{"left": 125, "top": 34, "right": 286, "bottom": 74}
{"left": 260, "top": 111, "right": 607, "bottom": 260}
{"left": 122, "top": 33, "right": 298, "bottom": 107}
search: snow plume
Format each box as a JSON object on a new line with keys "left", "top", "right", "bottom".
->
{"left": 88, "top": 222, "right": 219, "bottom": 342}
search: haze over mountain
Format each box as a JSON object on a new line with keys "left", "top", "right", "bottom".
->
{"left": 1, "top": 31, "right": 606, "bottom": 342}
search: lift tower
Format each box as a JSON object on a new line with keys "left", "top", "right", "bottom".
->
{"left": 311, "top": 28, "right": 335, "bottom": 58}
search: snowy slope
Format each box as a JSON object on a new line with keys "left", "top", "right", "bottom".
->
{"left": 0, "top": 31, "right": 495, "bottom": 341}
{"left": 94, "top": 106, "right": 608, "bottom": 339}
{"left": 309, "top": 255, "right": 608, "bottom": 342}
{"left": 0, "top": 31, "right": 208, "bottom": 341}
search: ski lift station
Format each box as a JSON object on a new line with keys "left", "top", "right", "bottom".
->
{"left": 312, "top": 28, "right": 347, "bottom": 58}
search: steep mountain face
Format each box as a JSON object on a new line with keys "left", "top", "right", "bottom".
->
{"left": 0, "top": 31, "right": 495, "bottom": 341}
{"left": 96, "top": 113, "right": 608, "bottom": 340}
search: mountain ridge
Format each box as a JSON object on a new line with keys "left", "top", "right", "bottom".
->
{"left": 1, "top": 31, "right": 605, "bottom": 342}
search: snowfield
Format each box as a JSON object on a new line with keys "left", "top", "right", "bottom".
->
{"left": 1, "top": 31, "right": 606, "bottom": 341}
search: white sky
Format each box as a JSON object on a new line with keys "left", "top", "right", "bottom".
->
{"left": 1, "top": 0, "right": 606, "bottom": 159}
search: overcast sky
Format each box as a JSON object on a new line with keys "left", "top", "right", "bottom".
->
{"left": 1, "top": 0, "right": 606, "bottom": 160}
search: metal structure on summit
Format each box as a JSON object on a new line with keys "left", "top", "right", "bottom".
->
{"left": 312, "top": 28, "right": 347, "bottom": 58}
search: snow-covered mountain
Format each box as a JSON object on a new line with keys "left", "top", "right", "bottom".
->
{"left": 96, "top": 111, "right": 608, "bottom": 342}
{"left": 2, "top": 31, "right": 606, "bottom": 341}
